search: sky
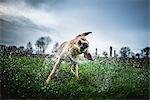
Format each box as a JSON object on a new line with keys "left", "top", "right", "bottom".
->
{"left": 0, "top": 0, "right": 149, "bottom": 55}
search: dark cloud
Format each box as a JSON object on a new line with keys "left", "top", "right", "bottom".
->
{"left": 25, "top": 0, "right": 68, "bottom": 6}
{"left": 0, "top": 0, "right": 21, "bottom": 3}
{"left": 0, "top": 15, "right": 53, "bottom": 46}
{"left": 0, "top": 0, "right": 69, "bottom": 12}
{"left": 25, "top": 0, "right": 47, "bottom": 7}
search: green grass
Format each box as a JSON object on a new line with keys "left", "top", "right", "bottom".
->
{"left": 0, "top": 55, "right": 149, "bottom": 99}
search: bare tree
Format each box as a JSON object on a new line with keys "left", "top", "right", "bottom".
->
{"left": 35, "top": 40, "right": 42, "bottom": 54}
{"left": 26, "top": 42, "right": 33, "bottom": 55}
{"left": 35, "top": 36, "right": 52, "bottom": 54}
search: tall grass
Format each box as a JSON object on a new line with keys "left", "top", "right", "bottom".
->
{"left": 1, "top": 55, "right": 149, "bottom": 99}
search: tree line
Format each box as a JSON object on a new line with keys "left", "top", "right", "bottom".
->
{"left": 0, "top": 36, "right": 149, "bottom": 59}
{"left": 0, "top": 36, "right": 52, "bottom": 56}
{"left": 98, "top": 46, "right": 149, "bottom": 59}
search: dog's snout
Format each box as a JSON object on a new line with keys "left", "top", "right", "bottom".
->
{"left": 83, "top": 43, "right": 88, "bottom": 48}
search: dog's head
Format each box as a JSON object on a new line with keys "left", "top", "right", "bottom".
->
{"left": 75, "top": 32, "right": 91, "bottom": 53}
{"left": 74, "top": 32, "right": 93, "bottom": 61}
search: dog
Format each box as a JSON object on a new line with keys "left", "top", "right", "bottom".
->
{"left": 46, "top": 32, "right": 93, "bottom": 84}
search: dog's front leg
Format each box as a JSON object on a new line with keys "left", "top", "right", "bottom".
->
{"left": 70, "top": 64, "right": 75, "bottom": 75}
{"left": 46, "top": 57, "right": 61, "bottom": 84}
{"left": 75, "top": 64, "right": 78, "bottom": 80}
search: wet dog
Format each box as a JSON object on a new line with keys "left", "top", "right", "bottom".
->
{"left": 46, "top": 32, "right": 93, "bottom": 84}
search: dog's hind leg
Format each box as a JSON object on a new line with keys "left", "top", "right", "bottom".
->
{"left": 75, "top": 64, "right": 78, "bottom": 80}
{"left": 46, "top": 57, "right": 61, "bottom": 84}
{"left": 55, "top": 65, "right": 60, "bottom": 77}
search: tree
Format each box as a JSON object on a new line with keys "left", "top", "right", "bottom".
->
{"left": 135, "top": 53, "right": 140, "bottom": 59}
{"left": 18, "top": 46, "right": 25, "bottom": 55}
{"left": 140, "top": 49, "right": 144, "bottom": 58}
{"left": 143, "top": 47, "right": 150, "bottom": 58}
{"left": 35, "top": 36, "right": 52, "bottom": 54}
{"left": 120, "top": 47, "right": 131, "bottom": 59}
{"left": 102, "top": 51, "right": 108, "bottom": 58}
{"left": 26, "top": 42, "right": 32, "bottom": 50}
{"left": 130, "top": 51, "right": 135, "bottom": 59}
{"left": 38, "top": 37, "right": 45, "bottom": 54}
{"left": 26, "top": 42, "right": 33, "bottom": 55}
{"left": 35, "top": 40, "right": 41, "bottom": 53}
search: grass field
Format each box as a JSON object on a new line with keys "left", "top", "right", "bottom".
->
{"left": 1, "top": 55, "right": 149, "bottom": 99}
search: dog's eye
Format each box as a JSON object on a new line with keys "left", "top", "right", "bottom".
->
{"left": 81, "top": 38, "right": 86, "bottom": 41}
{"left": 78, "top": 40, "right": 82, "bottom": 45}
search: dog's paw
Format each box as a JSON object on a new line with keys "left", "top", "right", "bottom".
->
{"left": 75, "top": 76, "right": 78, "bottom": 80}
{"left": 84, "top": 53, "right": 93, "bottom": 61}
{"left": 45, "top": 79, "right": 50, "bottom": 85}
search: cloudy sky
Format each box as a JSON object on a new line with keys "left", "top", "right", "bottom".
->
{"left": 0, "top": 0, "right": 149, "bottom": 54}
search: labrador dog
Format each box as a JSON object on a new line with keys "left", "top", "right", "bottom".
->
{"left": 46, "top": 32, "right": 93, "bottom": 84}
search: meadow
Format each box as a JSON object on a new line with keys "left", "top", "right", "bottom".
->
{"left": 1, "top": 55, "right": 149, "bottom": 99}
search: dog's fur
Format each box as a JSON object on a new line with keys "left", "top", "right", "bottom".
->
{"left": 46, "top": 32, "right": 93, "bottom": 84}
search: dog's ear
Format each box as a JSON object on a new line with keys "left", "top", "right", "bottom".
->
{"left": 84, "top": 53, "right": 93, "bottom": 61}
{"left": 76, "top": 32, "right": 92, "bottom": 37}
{"left": 82, "top": 32, "right": 92, "bottom": 36}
